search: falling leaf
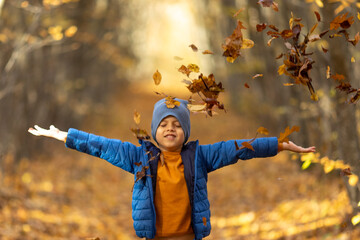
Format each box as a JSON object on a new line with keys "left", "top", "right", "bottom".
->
{"left": 269, "top": 25, "right": 279, "bottom": 32}
{"left": 256, "top": 23, "right": 267, "bottom": 32}
{"left": 267, "top": 36, "right": 278, "bottom": 46}
{"left": 358, "top": 12, "right": 360, "bottom": 21}
{"left": 331, "top": 73, "right": 345, "bottom": 82}
{"left": 153, "top": 70, "right": 162, "bottom": 85}
{"left": 310, "top": 23, "right": 318, "bottom": 34}
{"left": 252, "top": 74, "right": 263, "bottom": 79}
{"left": 242, "top": 142, "right": 255, "bottom": 151}
{"left": 134, "top": 110, "right": 141, "bottom": 125}
{"left": 278, "top": 126, "right": 300, "bottom": 143}
{"left": 244, "top": 83, "right": 250, "bottom": 88}
{"left": 326, "top": 66, "right": 331, "bottom": 79}
{"left": 330, "top": 13, "right": 354, "bottom": 30}
{"left": 178, "top": 65, "right": 192, "bottom": 77}
{"left": 134, "top": 162, "right": 142, "bottom": 167}
{"left": 132, "top": 166, "right": 151, "bottom": 192}
{"left": 165, "top": 96, "right": 180, "bottom": 109}
{"left": 242, "top": 39, "right": 255, "bottom": 49}
{"left": 187, "top": 64, "right": 200, "bottom": 73}
{"left": 187, "top": 103, "right": 206, "bottom": 113}
{"left": 352, "top": 214, "right": 360, "bottom": 226}
{"left": 315, "top": 0, "right": 323, "bottom": 7}
{"left": 278, "top": 64, "right": 287, "bottom": 75}
{"left": 233, "top": 8, "right": 245, "bottom": 18}
{"left": 174, "top": 56, "right": 183, "bottom": 61}
{"left": 283, "top": 83, "right": 294, "bottom": 86}
{"left": 257, "top": 127, "right": 269, "bottom": 135}
{"left": 257, "top": 0, "right": 278, "bottom": 11}
{"left": 315, "top": 11, "right": 321, "bottom": 22}
{"left": 351, "top": 57, "right": 355, "bottom": 63}
{"left": 189, "top": 44, "right": 198, "bottom": 52}
{"left": 202, "top": 50, "right": 214, "bottom": 55}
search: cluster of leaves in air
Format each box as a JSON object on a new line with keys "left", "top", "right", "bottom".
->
{"left": 224, "top": 0, "right": 360, "bottom": 102}
{"left": 130, "top": 110, "right": 150, "bottom": 140}
{"left": 256, "top": 3, "right": 359, "bottom": 102}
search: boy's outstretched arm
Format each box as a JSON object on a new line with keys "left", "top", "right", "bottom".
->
{"left": 279, "top": 141, "right": 316, "bottom": 153}
{"left": 28, "top": 125, "right": 68, "bottom": 142}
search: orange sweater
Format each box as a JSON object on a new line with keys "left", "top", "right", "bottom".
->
{"left": 154, "top": 151, "right": 193, "bottom": 237}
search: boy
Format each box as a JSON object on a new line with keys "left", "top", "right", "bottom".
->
{"left": 28, "top": 98, "right": 315, "bottom": 240}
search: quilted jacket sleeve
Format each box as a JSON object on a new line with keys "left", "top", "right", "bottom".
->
{"left": 199, "top": 137, "right": 278, "bottom": 173}
{"left": 65, "top": 128, "right": 138, "bottom": 174}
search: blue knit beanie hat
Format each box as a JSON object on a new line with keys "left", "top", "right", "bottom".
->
{"left": 151, "top": 98, "right": 191, "bottom": 144}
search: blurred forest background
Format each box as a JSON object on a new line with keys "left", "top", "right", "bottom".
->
{"left": 1, "top": 0, "right": 360, "bottom": 239}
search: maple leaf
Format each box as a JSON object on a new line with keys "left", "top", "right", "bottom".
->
{"left": 133, "top": 110, "right": 141, "bottom": 125}
{"left": 178, "top": 65, "right": 192, "bottom": 77}
{"left": 189, "top": 44, "right": 198, "bottom": 52}
{"left": 222, "top": 20, "right": 248, "bottom": 63}
{"left": 278, "top": 126, "right": 300, "bottom": 143}
{"left": 153, "top": 70, "right": 161, "bottom": 86}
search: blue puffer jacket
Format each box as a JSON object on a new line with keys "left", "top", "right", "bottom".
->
{"left": 65, "top": 128, "right": 278, "bottom": 240}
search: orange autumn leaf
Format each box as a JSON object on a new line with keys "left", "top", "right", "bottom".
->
{"left": 202, "top": 50, "right": 214, "bottom": 55}
{"left": 153, "top": 70, "right": 162, "bottom": 85}
{"left": 233, "top": 8, "right": 245, "bottom": 18}
{"left": 257, "top": 0, "right": 278, "bottom": 11}
{"left": 165, "top": 96, "right": 180, "bottom": 109}
{"left": 283, "top": 83, "right": 294, "bottom": 86}
{"left": 257, "top": 127, "right": 269, "bottom": 135}
{"left": 202, "top": 217, "right": 207, "bottom": 226}
{"left": 256, "top": 23, "right": 267, "bottom": 32}
{"left": 130, "top": 128, "right": 150, "bottom": 140}
{"left": 178, "top": 65, "right": 192, "bottom": 77}
{"left": 326, "top": 66, "right": 331, "bottom": 79}
{"left": 278, "top": 126, "right": 300, "bottom": 143}
{"left": 315, "top": 11, "right": 321, "bottom": 22}
{"left": 242, "top": 141, "right": 255, "bottom": 151}
{"left": 330, "top": 12, "right": 354, "bottom": 30}
{"left": 244, "top": 83, "right": 250, "bottom": 88}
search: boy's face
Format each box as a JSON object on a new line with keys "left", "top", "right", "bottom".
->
{"left": 155, "top": 116, "right": 185, "bottom": 152}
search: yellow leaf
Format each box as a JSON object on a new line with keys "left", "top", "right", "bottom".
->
{"left": 323, "top": 160, "right": 335, "bottom": 174}
{"left": 242, "top": 39, "right": 254, "bottom": 49}
{"left": 352, "top": 213, "right": 360, "bottom": 225}
{"left": 134, "top": 110, "right": 141, "bottom": 125}
{"left": 187, "top": 104, "right": 206, "bottom": 113}
{"left": 278, "top": 64, "right": 287, "bottom": 75}
{"left": 153, "top": 70, "right": 162, "bottom": 85}
{"left": 351, "top": 57, "right": 355, "bottom": 63}
{"left": 226, "top": 57, "right": 236, "bottom": 63}
{"left": 187, "top": 64, "right": 200, "bottom": 73}
{"left": 358, "top": 12, "right": 360, "bottom": 21}
{"left": 21, "top": 1, "right": 29, "bottom": 8}
{"left": 202, "top": 50, "right": 214, "bottom": 55}
{"left": 358, "top": 201, "right": 360, "bottom": 207}
{"left": 349, "top": 175, "right": 359, "bottom": 186}
{"left": 326, "top": 66, "right": 331, "bottom": 79}
{"left": 302, "top": 159, "right": 312, "bottom": 170}
{"left": 267, "top": 36, "right": 277, "bottom": 46}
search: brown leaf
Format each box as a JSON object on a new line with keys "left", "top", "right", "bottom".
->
{"left": 153, "top": 70, "right": 162, "bottom": 85}
{"left": 244, "top": 83, "right": 250, "bottom": 88}
{"left": 189, "top": 44, "right": 198, "bottom": 52}
{"left": 256, "top": 23, "right": 267, "bottom": 32}
{"left": 134, "top": 110, "right": 141, "bottom": 125}
{"left": 235, "top": 141, "right": 240, "bottom": 150}
{"left": 269, "top": 25, "right": 279, "bottom": 32}
{"left": 257, "top": 0, "right": 278, "bottom": 11}
{"left": 242, "top": 142, "right": 255, "bottom": 151}
{"left": 134, "top": 162, "right": 142, "bottom": 167}
{"left": 322, "top": 46, "right": 328, "bottom": 53}
{"left": 315, "top": 11, "right": 321, "bottom": 22}
{"left": 178, "top": 65, "right": 192, "bottom": 77}
{"left": 340, "top": 168, "right": 352, "bottom": 176}
{"left": 202, "top": 50, "right": 214, "bottom": 55}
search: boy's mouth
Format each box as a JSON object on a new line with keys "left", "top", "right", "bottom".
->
{"left": 164, "top": 134, "right": 176, "bottom": 139}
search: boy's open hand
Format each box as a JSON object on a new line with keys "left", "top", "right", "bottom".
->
{"left": 28, "top": 125, "right": 68, "bottom": 142}
{"left": 282, "top": 141, "right": 316, "bottom": 153}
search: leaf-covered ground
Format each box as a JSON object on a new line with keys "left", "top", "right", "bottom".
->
{"left": 1, "top": 85, "right": 359, "bottom": 240}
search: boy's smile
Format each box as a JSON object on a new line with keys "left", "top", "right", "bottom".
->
{"left": 155, "top": 116, "right": 185, "bottom": 152}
